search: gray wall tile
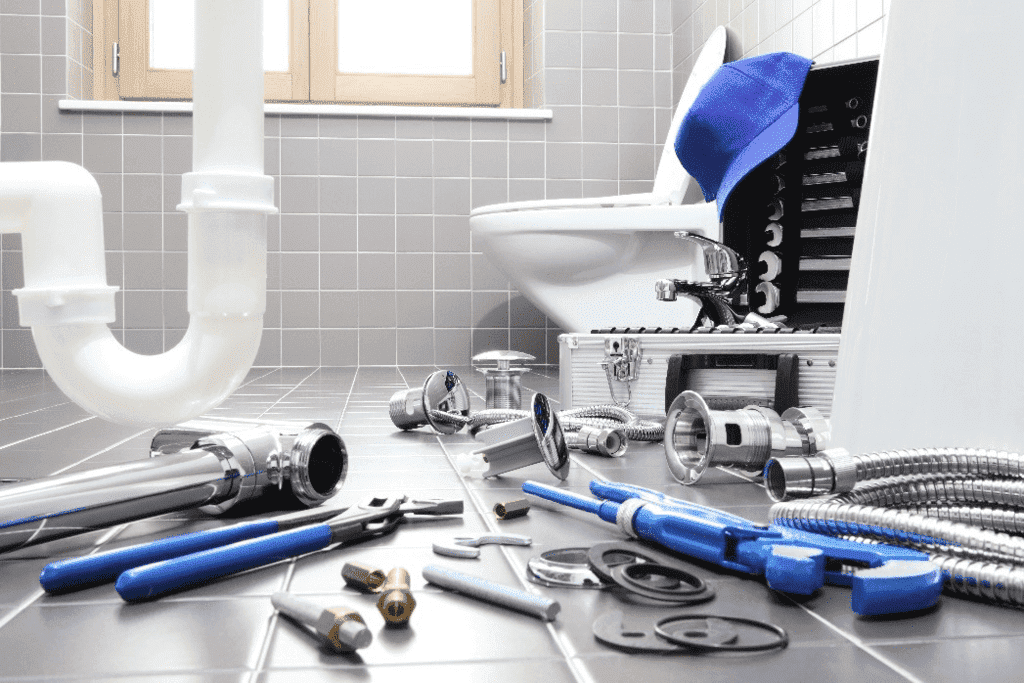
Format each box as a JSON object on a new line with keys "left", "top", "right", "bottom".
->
{"left": 582, "top": 33, "right": 617, "bottom": 69}
{"left": 281, "top": 214, "right": 320, "bottom": 251}
{"left": 357, "top": 138, "right": 396, "bottom": 176}
{"left": 319, "top": 176, "right": 357, "bottom": 214}
{"left": 396, "top": 177, "right": 433, "bottom": 214}
{"left": 357, "top": 177, "right": 395, "bottom": 214}
{"left": 282, "top": 329, "right": 320, "bottom": 365}
{"left": 281, "top": 290, "right": 320, "bottom": 328}
{"left": 433, "top": 140, "right": 471, "bottom": 177}
{"left": 397, "top": 328, "right": 434, "bottom": 364}
{"left": 124, "top": 136, "right": 162, "bottom": 174}
{"left": 320, "top": 253, "right": 358, "bottom": 290}
{"left": 359, "top": 328, "right": 396, "bottom": 364}
{"left": 321, "top": 214, "right": 357, "bottom": 252}
{"left": 321, "top": 329, "right": 358, "bottom": 365}
{"left": 396, "top": 253, "right": 433, "bottom": 290}
{"left": 281, "top": 137, "right": 319, "bottom": 176}
{"left": 472, "top": 141, "right": 508, "bottom": 178}
{"left": 396, "top": 215, "right": 433, "bottom": 252}
{"left": 358, "top": 290, "right": 396, "bottom": 327}
{"left": 2, "top": 55, "right": 40, "bottom": 93}
{"left": 358, "top": 214, "right": 395, "bottom": 252}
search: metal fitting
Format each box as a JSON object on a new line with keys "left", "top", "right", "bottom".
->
{"left": 663, "top": 390, "right": 830, "bottom": 485}
{"left": 341, "top": 561, "right": 386, "bottom": 592}
{"left": 0, "top": 420, "right": 347, "bottom": 553}
{"left": 655, "top": 278, "right": 678, "bottom": 301}
{"left": 388, "top": 370, "right": 470, "bottom": 434}
{"left": 494, "top": 498, "right": 531, "bottom": 520}
{"left": 459, "top": 392, "right": 570, "bottom": 480}
{"left": 271, "top": 592, "right": 372, "bottom": 653}
{"left": 473, "top": 350, "right": 535, "bottom": 410}
{"left": 763, "top": 447, "right": 857, "bottom": 501}
{"left": 377, "top": 567, "right": 416, "bottom": 625}
{"left": 565, "top": 425, "right": 628, "bottom": 458}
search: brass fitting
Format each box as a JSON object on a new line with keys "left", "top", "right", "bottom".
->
{"left": 377, "top": 567, "right": 416, "bottom": 625}
{"left": 493, "top": 498, "right": 530, "bottom": 520}
{"left": 341, "top": 561, "right": 386, "bottom": 592}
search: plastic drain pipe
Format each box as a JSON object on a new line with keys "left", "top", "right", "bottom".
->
{"left": 0, "top": 0, "right": 275, "bottom": 427}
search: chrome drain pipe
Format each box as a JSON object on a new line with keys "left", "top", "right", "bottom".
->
{"left": 0, "top": 420, "right": 347, "bottom": 554}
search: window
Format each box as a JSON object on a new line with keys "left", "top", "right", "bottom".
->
{"left": 94, "top": 0, "right": 523, "bottom": 107}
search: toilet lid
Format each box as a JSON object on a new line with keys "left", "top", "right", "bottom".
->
{"left": 469, "top": 192, "right": 672, "bottom": 217}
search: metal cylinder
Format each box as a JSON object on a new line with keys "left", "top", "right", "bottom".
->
{"left": 473, "top": 350, "right": 535, "bottom": 410}
{"left": 663, "top": 390, "right": 829, "bottom": 485}
{"left": 0, "top": 421, "right": 347, "bottom": 554}
{"left": 388, "top": 370, "right": 470, "bottom": 434}
{"left": 565, "top": 426, "right": 628, "bottom": 458}
{"left": 423, "top": 564, "right": 561, "bottom": 621}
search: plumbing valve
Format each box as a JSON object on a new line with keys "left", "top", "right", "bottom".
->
{"left": 388, "top": 370, "right": 470, "bottom": 434}
{"left": 473, "top": 350, "right": 536, "bottom": 410}
{"left": 663, "top": 390, "right": 830, "bottom": 485}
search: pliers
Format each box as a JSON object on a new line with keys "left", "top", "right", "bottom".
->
{"left": 40, "top": 496, "right": 463, "bottom": 599}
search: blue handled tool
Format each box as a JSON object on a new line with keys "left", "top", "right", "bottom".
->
{"left": 42, "top": 496, "right": 461, "bottom": 600}
{"left": 113, "top": 496, "right": 462, "bottom": 601}
{"left": 40, "top": 505, "right": 354, "bottom": 593}
{"left": 522, "top": 480, "right": 943, "bottom": 616}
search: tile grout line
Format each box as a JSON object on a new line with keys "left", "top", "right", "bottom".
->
{"left": 791, "top": 600, "right": 926, "bottom": 683}
{"left": 0, "top": 400, "right": 73, "bottom": 423}
{"left": 417, "top": 365, "right": 597, "bottom": 683}
{"left": 0, "top": 416, "right": 95, "bottom": 451}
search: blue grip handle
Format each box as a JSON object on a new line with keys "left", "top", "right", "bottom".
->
{"left": 115, "top": 523, "right": 334, "bottom": 601}
{"left": 39, "top": 520, "right": 281, "bottom": 593}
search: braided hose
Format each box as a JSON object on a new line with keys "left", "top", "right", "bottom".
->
{"left": 433, "top": 405, "right": 664, "bottom": 442}
{"left": 900, "top": 504, "right": 1024, "bottom": 536}
{"left": 770, "top": 500, "right": 1024, "bottom": 566}
{"left": 929, "top": 554, "right": 1024, "bottom": 606}
{"left": 834, "top": 476, "right": 1024, "bottom": 509}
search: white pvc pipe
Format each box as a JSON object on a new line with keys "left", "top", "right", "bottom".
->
{"left": 0, "top": 0, "right": 275, "bottom": 427}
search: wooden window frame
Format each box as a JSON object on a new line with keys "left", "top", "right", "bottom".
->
{"left": 92, "top": 0, "right": 523, "bottom": 108}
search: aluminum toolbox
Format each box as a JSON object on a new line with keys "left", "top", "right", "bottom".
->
{"left": 558, "top": 332, "right": 840, "bottom": 421}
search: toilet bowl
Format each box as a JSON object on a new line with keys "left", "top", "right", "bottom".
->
{"left": 470, "top": 27, "right": 728, "bottom": 333}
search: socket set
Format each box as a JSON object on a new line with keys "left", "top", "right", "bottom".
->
{"left": 721, "top": 57, "right": 880, "bottom": 328}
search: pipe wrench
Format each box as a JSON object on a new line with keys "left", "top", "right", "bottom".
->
{"left": 522, "top": 480, "right": 943, "bottom": 616}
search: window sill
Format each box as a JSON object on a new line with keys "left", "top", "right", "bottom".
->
{"left": 58, "top": 100, "right": 553, "bottom": 121}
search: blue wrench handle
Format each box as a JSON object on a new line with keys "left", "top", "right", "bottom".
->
{"left": 115, "top": 524, "right": 333, "bottom": 601}
{"left": 40, "top": 520, "right": 280, "bottom": 593}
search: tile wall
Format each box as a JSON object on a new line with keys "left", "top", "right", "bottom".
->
{"left": 0, "top": 0, "right": 888, "bottom": 369}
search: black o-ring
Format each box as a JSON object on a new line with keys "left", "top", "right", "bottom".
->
{"left": 654, "top": 614, "right": 788, "bottom": 653}
{"left": 609, "top": 564, "right": 714, "bottom": 604}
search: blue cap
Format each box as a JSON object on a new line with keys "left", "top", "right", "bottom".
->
{"left": 675, "top": 52, "right": 813, "bottom": 220}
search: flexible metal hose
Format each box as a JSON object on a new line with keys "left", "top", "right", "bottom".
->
{"left": 834, "top": 476, "right": 1024, "bottom": 509}
{"left": 900, "top": 504, "right": 1024, "bottom": 536}
{"left": 430, "top": 406, "right": 664, "bottom": 442}
{"left": 771, "top": 500, "right": 1024, "bottom": 566}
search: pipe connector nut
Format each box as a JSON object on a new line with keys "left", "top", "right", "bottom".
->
{"left": 763, "top": 447, "right": 854, "bottom": 502}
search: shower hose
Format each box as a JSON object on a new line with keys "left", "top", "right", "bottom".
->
{"left": 430, "top": 404, "right": 665, "bottom": 443}
{"left": 766, "top": 447, "right": 1024, "bottom": 607}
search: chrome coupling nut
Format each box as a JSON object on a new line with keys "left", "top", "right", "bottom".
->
{"left": 388, "top": 370, "right": 470, "bottom": 434}
{"left": 565, "top": 426, "right": 628, "bottom": 458}
{"left": 473, "top": 350, "right": 535, "bottom": 410}
{"left": 663, "top": 390, "right": 831, "bottom": 485}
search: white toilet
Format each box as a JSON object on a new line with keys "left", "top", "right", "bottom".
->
{"left": 470, "top": 27, "right": 728, "bottom": 333}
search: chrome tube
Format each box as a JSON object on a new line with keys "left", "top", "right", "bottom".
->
{"left": 0, "top": 421, "right": 346, "bottom": 554}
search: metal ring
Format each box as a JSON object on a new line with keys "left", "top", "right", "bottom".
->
{"left": 654, "top": 614, "right": 788, "bottom": 653}
{"left": 609, "top": 564, "right": 714, "bottom": 604}
{"left": 526, "top": 548, "right": 608, "bottom": 589}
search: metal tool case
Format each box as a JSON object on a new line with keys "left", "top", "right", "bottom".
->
{"left": 558, "top": 332, "right": 840, "bottom": 420}
{"left": 558, "top": 59, "right": 879, "bottom": 420}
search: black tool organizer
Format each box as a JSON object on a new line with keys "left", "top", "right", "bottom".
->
{"left": 721, "top": 57, "right": 880, "bottom": 328}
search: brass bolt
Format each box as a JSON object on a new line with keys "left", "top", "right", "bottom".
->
{"left": 342, "top": 561, "right": 386, "bottom": 592}
{"left": 377, "top": 567, "right": 416, "bottom": 625}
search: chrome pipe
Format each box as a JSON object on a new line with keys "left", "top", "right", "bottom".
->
{"left": 0, "top": 421, "right": 347, "bottom": 554}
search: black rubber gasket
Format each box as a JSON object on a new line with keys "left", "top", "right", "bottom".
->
{"left": 592, "top": 610, "right": 688, "bottom": 654}
{"left": 616, "top": 562, "right": 709, "bottom": 599}
{"left": 587, "top": 540, "right": 704, "bottom": 585}
{"left": 608, "top": 564, "right": 714, "bottom": 605}
{"left": 654, "top": 614, "right": 788, "bottom": 653}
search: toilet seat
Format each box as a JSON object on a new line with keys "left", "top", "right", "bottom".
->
{"left": 470, "top": 193, "right": 674, "bottom": 217}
